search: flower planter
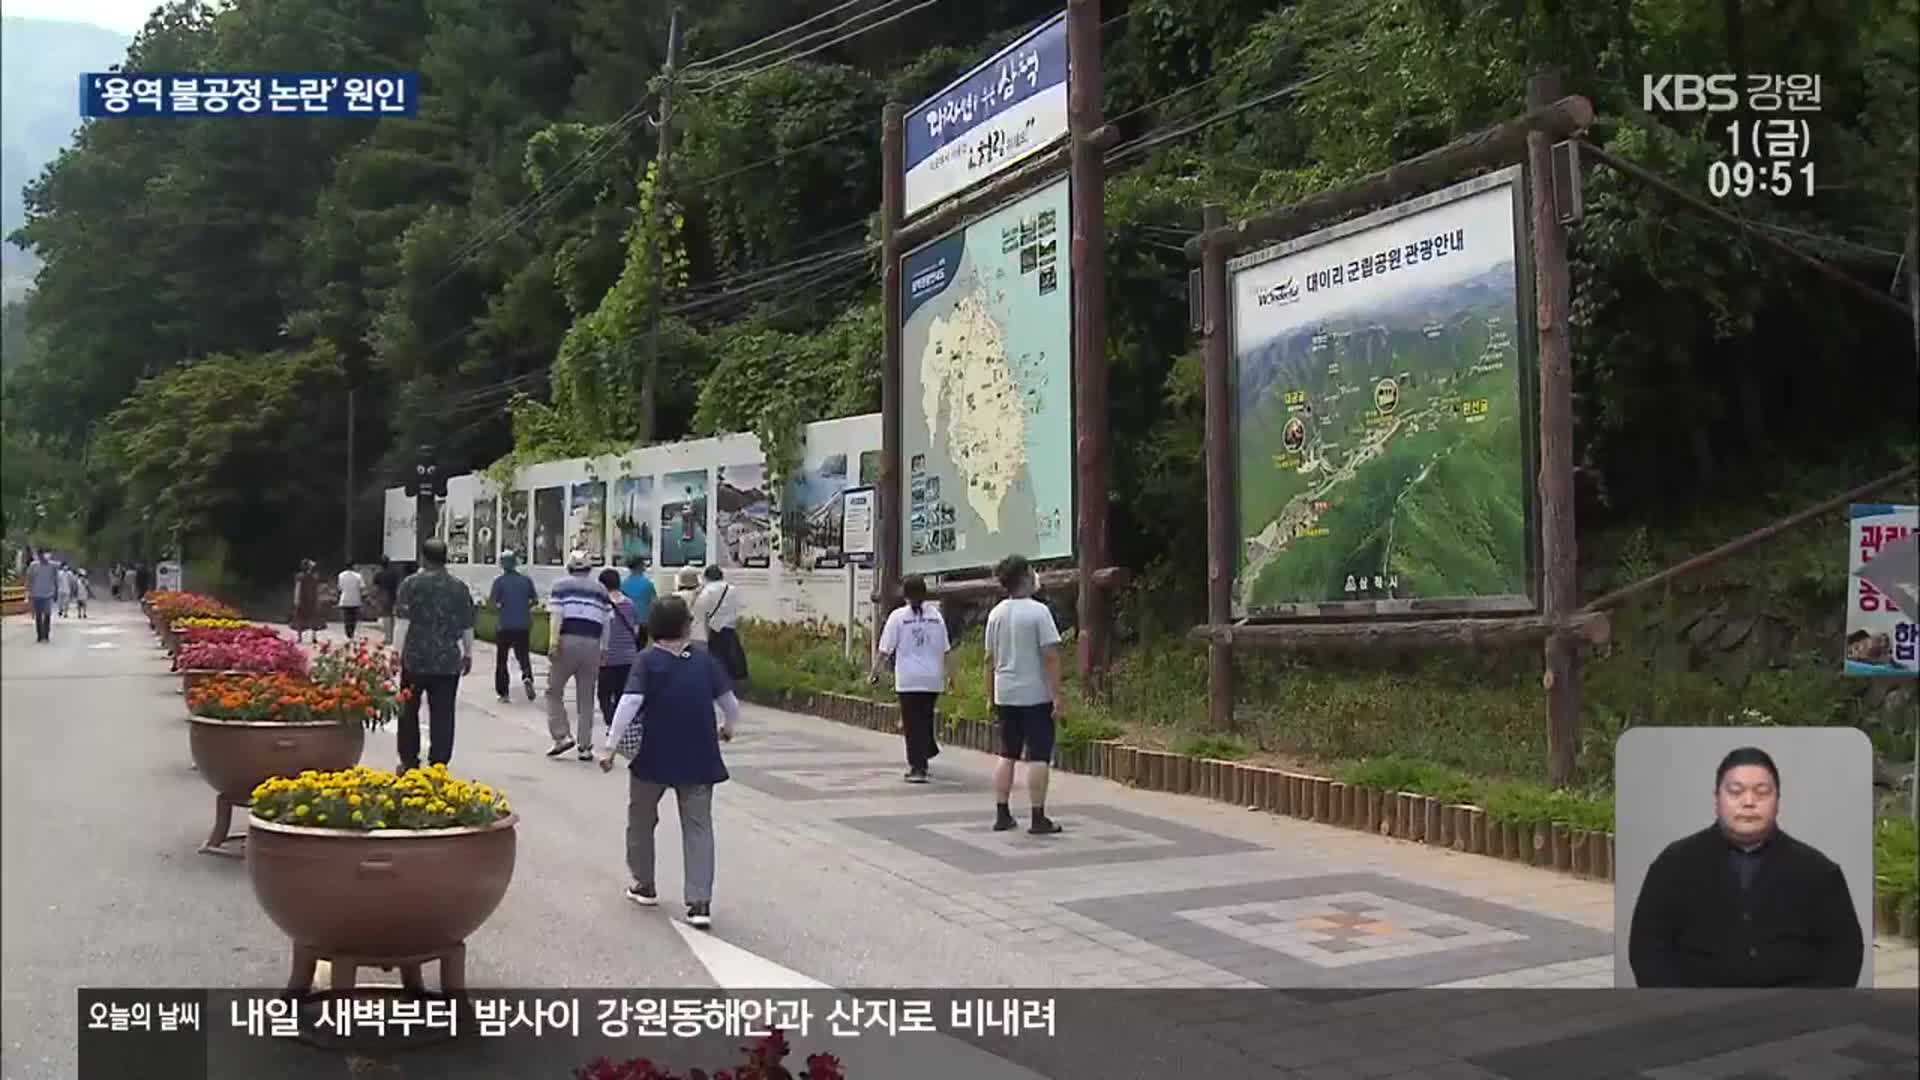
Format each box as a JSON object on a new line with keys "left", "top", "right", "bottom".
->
{"left": 247, "top": 814, "right": 517, "bottom": 975}
{"left": 180, "top": 669, "right": 249, "bottom": 696}
{"left": 187, "top": 717, "right": 365, "bottom": 857}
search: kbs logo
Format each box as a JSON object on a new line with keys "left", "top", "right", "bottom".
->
{"left": 1643, "top": 74, "right": 1739, "bottom": 113}
{"left": 1256, "top": 277, "right": 1301, "bottom": 307}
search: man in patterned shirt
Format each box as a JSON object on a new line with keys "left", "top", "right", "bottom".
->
{"left": 394, "top": 538, "right": 476, "bottom": 771}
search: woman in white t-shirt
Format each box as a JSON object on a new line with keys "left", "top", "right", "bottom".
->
{"left": 875, "top": 576, "right": 951, "bottom": 783}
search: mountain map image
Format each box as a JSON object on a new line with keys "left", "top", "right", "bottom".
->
{"left": 1231, "top": 174, "right": 1535, "bottom": 618}
{"left": 900, "top": 177, "right": 1073, "bottom": 575}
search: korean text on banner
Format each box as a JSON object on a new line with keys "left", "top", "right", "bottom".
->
{"left": 1845, "top": 504, "right": 1919, "bottom": 677}
{"left": 841, "top": 486, "right": 877, "bottom": 568}
{"left": 80, "top": 73, "right": 418, "bottom": 118}
{"left": 902, "top": 13, "right": 1068, "bottom": 220}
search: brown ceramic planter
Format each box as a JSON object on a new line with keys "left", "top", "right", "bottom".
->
{"left": 188, "top": 717, "right": 366, "bottom": 804}
{"left": 247, "top": 814, "right": 518, "bottom": 956}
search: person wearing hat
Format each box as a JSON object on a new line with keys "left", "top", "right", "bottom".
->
{"left": 488, "top": 551, "right": 540, "bottom": 703}
{"left": 545, "top": 549, "right": 613, "bottom": 760}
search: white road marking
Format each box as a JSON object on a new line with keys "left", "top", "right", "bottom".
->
{"left": 670, "top": 923, "right": 1050, "bottom": 1079}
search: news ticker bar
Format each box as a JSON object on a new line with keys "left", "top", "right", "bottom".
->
{"left": 79, "top": 73, "right": 418, "bottom": 118}
{"left": 76, "top": 987, "right": 1919, "bottom": 1080}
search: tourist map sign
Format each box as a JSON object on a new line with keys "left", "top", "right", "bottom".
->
{"left": 1846, "top": 503, "right": 1918, "bottom": 676}
{"left": 1229, "top": 168, "right": 1536, "bottom": 618}
{"left": 900, "top": 177, "right": 1073, "bottom": 576}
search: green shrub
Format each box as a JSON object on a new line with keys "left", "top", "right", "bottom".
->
{"left": 1335, "top": 756, "right": 1478, "bottom": 806}
{"left": 1874, "top": 817, "right": 1918, "bottom": 914}
{"left": 1177, "top": 734, "right": 1251, "bottom": 760}
{"left": 475, "top": 605, "right": 550, "bottom": 655}
{"left": 1059, "top": 714, "right": 1123, "bottom": 751}
{"left": 1479, "top": 781, "right": 1614, "bottom": 831}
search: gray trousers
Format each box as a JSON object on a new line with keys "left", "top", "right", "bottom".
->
{"left": 626, "top": 779, "right": 715, "bottom": 904}
{"left": 546, "top": 632, "right": 601, "bottom": 746}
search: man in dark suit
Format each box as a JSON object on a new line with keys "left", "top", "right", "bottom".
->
{"left": 1628, "top": 746, "right": 1864, "bottom": 987}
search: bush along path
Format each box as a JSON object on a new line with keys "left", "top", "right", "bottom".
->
{"left": 739, "top": 682, "right": 1920, "bottom": 944}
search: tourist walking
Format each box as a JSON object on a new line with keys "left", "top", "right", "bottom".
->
{"left": 984, "top": 555, "right": 1065, "bottom": 834}
{"left": 336, "top": 561, "right": 366, "bottom": 639}
{"left": 693, "top": 564, "right": 749, "bottom": 682}
{"left": 57, "top": 562, "right": 79, "bottom": 618}
{"left": 621, "top": 556, "right": 657, "bottom": 624}
{"left": 291, "top": 559, "right": 326, "bottom": 643}
{"left": 597, "top": 594, "right": 739, "bottom": 930}
{"left": 134, "top": 561, "right": 152, "bottom": 600}
{"left": 598, "top": 569, "right": 642, "bottom": 731}
{"left": 672, "top": 568, "right": 704, "bottom": 642}
{"left": 72, "top": 568, "right": 91, "bottom": 619}
{"left": 373, "top": 557, "right": 404, "bottom": 641}
{"left": 488, "top": 551, "right": 539, "bottom": 703}
{"left": 26, "top": 548, "right": 59, "bottom": 643}
{"left": 877, "top": 575, "right": 950, "bottom": 782}
{"left": 545, "top": 550, "right": 612, "bottom": 760}
{"left": 392, "top": 539, "right": 475, "bottom": 771}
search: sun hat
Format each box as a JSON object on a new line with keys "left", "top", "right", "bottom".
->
{"left": 566, "top": 550, "right": 593, "bottom": 572}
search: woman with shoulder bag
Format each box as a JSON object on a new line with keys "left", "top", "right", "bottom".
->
{"left": 694, "top": 565, "right": 749, "bottom": 684}
{"left": 597, "top": 595, "right": 740, "bottom": 930}
{"left": 596, "top": 569, "right": 644, "bottom": 733}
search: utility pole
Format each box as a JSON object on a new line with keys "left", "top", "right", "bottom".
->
{"left": 639, "top": 8, "right": 683, "bottom": 444}
{"left": 1068, "top": 0, "right": 1113, "bottom": 699}
{"left": 344, "top": 386, "right": 356, "bottom": 567}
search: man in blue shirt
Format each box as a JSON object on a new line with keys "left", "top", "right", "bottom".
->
{"left": 620, "top": 556, "right": 657, "bottom": 640}
{"left": 488, "top": 551, "right": 540, "bottom": 704}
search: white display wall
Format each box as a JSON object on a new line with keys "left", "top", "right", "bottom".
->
{"left": 384, "top": 414, "right": 882, "bottom": 629}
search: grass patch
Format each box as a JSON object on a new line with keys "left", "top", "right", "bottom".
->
{"left": 1177, "top": 734, "right": 1252, "bottom": 761}
{"left": 475, "top": 606, "right": 550, "bottom": 655}
{"left": 1334, "top": 756, "right": 1478, "bottom": 807}
{"left": 1876, "top": 817, "right": 1918, "bottom": 916}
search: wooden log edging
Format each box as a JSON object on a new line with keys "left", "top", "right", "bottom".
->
{"left": 745, "top": 686, "right": 1628, "bottom": 885}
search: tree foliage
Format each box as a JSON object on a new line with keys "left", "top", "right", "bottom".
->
{"left": 1, "top": 0, "right": 1913, "bottom": 605}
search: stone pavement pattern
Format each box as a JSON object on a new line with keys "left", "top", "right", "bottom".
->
{"left": 4, "top": 604, "right": 1915, "bottom": 1080}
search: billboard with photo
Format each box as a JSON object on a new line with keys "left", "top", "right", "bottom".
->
{"left": 613, "top": 476, "right": 656, "bottom": 568}
{"left": 570, "top": 480, "right": 608, "bottom": 565}
{"left": 716, "top": 462, "right": 773, "bottom": 569}
{"left": 472, "top": 496, "right": 499, "bottom": 565}
{"left": 500, "top": 491, "right": 530, "bottom": 563}
{"left": 532, "top": 487, "right": 565, "bottom": 566}
{"left": 1229, "top": 168, "right": 1537, "bottom": 620}
{"left": 659, "top": 469, "right": 710, "bottom": 569}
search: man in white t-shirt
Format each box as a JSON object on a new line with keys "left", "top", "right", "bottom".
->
{"left": 876, "top": 576, "right": 951, "bottom": 783}
{"left": 983, "top": 555, "right": 1065, "bottom": 835}
{"left": 336, "top": 563, "right": 366, "bottom": 639}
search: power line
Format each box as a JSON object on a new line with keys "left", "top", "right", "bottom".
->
{"left": 691, "top": 0, "right": 926, "bottom": 83}
{"left": 688, "top": 0, "right": 881, "bottom": 70}
{"left": 692, "top": 0, "right": 945, "bottom": 95}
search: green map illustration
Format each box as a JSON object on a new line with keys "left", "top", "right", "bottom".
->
{"left": 1233, "top": 190, "right": 1532, "bottom": 615}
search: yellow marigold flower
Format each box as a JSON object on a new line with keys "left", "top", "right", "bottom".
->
{"left": 348, "top": 794, "right": 362, "bottom": 807}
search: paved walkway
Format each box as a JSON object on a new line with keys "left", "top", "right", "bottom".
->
{"left": 5, "top": 604, "right": 1915, "bottom": 1080}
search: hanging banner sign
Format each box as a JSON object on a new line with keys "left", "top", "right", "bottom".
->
{"left": 1846, "top": 503, "right": 1919, "bottom": 677}
{"left": 902, "top": 12, "right": 1068, "bottom": 220}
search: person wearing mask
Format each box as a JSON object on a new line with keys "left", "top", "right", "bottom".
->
{"left": 597, "top": 594, "right": 739, "bottom": 930}
{"left": 26, "top": 548, "right": 60, "bottom": 643}
{"left": 984, "top": 555, "right": 1065, "bottom": 835}
{"left": 392, "top": 539, "right": 475, "bottom": 771}
{"left": 598, "top": 569, "right": 643, "bottom": 733}
{"left": 875, "top": 575, "right": 951, "bottom": 783}
{"left": 693, "top": 564, "right": 749, "bottom": 683}
{"left": 545, "top": 550, "right": 612, "bottom": 760}
{"left": 621, "top": 556, "right": 658, "bottom": 628}
{"left": 673, "top": 568, "right": 705, "bottom": 642}
{"left": 487, "top": 552, "right": 539, "bottom": 704}
{"left": 374, "top": 557, "right": 405, "bottom": 641}
{"left": 291, "top": 559, "right": 326, "bottom": 643}
{"left": 336, "top": 561, "right": 367, "bottom": 640}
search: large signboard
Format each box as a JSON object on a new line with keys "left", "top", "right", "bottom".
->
{"left": 900, "top": 176, "right": 1073, "bottom": 576}
{"left": 903, "top": 12, "right": 1067, "bottom": 220}
{"left": 1846, "top": 504, "right": 1918, "bottom": 676}
{"left": 716, "top": 462, "right": 773, "bottom": 569}
{"left": 1230, "top": 168, "right": 1536, "bottom": 619}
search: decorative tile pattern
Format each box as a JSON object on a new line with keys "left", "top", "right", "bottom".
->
{"left": 1065, "top": 873, "right": 1611, "bottom": 991}
{"left": 833, "top": 804, "right": 1261, "bottom": 874}
{"left": 1469, "top": 994, "right": 1919, "bottom": 1080}
{"left": 729, "top": 761, "right": 985, "bottom": 801}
